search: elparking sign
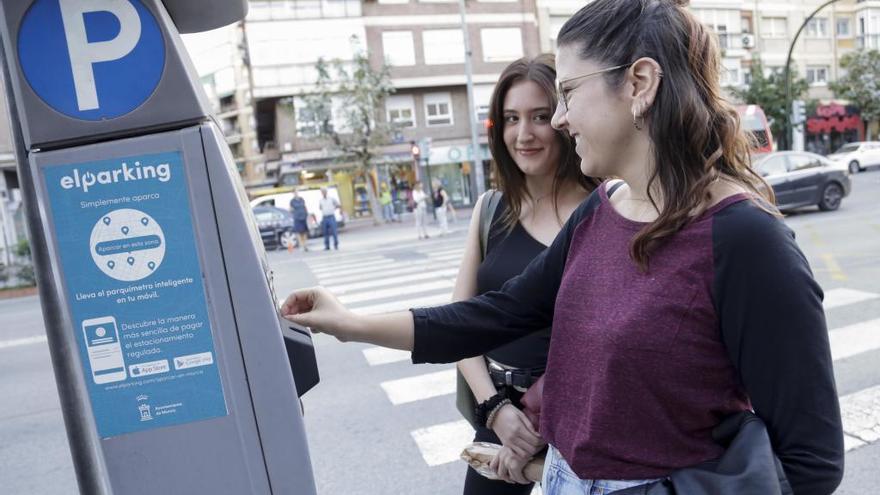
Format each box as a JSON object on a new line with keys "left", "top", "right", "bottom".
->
{"left": 17, "top": 0, "right": 165, "bottom": 120}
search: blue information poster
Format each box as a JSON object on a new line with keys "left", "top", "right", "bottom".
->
{"left": 43, "top": 151, "right": 227, "bottom": 438}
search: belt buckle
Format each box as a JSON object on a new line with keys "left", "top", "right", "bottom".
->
{"left": 505, "top": 370, "right": 512, "bottom": 386}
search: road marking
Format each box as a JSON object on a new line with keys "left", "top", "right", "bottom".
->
{"left": 314, "top": 253, "right": 461, "bottom": 282}
{"left": 824, "top": 288, "right": 879, "bottom": 310}
{"left": 328, "top": 268, "right": 459, "bottom": 294}
{"left": 829, "top": 318, "right": 880, "bottom": 361}
{"left": 380, "top": 368, "right": 456, "bottom": 405}
{"left": 0, "top": 335, "right": 47, "bottom": 350}
{"left": 355, "top": 293, "right": 452, "bottom": 315}
{"left": 308, "top": 247, "right": 464, "bottom": 274}
{"left": 840, "top": 384, "right": 880, "bottom": 452}
{"left": 362, "top": 346, "right": 411, "bottom": 366}
{"left": 319, "top": 262, "right": 455, "bottom": 287}
{"left": 820, "top": 253, "right": 847, "bottom": 281}
{"left": 339, "top": 280, "right": 454, "bottom": 305}
{"left": 410, "top": 419, "right": 475, "bottom": 466}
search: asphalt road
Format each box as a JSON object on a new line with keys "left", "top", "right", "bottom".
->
{"left": 1, "top": 172, "right": 879, "bottom": 494}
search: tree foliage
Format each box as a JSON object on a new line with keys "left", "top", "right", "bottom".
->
{"left": 292, "top": 37, "right": 397, "bottom": 223}
{"left": 830, "top": 50, "right": 880, "bottom": 139}
{"left": 730, "top": 59, "right": 810, "bottom": 150}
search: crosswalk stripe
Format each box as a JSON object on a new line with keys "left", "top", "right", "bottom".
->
{"left": 824, "top": 288, "right": 880, "bottom": 311}
{"left": 0, "top": 335, "right": 47, "bottom": 350}
{"left": 829, "top": 318, "right": 880, "bottom": 361}
{"left": 314, "top": 253, "right": 461, "bottom": 281}
{"left": 362, "top": 346, "right": 411, "bottom": 366}
{"left": 380, "top": 368, "right": 456, "bottom": 405}
{"left": 305, "top": 239, "right": 465, "bottom": 266}
{"left": 355, "top": 294, "right": 451, "bottom": 315}
{"left": 410, "top": 419, "right": 475, "bottom": 467}
{"left": 840, "top": 384, "right": 880, "bottom": 452}
{"left": 319, "top": 261, "right": 457, "bottom": 287}
{"left": 308, "top": 246, "right": 464, "bottom": 273}
{"left": 339, "top": 280, "right": 454, "bottom": 305}
{"left": 328, "top": 268, "right": 459, "bottom": 295}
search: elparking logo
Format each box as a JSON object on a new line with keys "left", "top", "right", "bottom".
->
{"left": 17, "top": 0, "right": 165, "bottom": 120}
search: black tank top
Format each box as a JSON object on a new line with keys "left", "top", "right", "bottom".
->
{"left": 476, "top": 198, "right": 551, "bottom": 369}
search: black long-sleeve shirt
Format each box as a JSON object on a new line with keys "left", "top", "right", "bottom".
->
{"left": 411, "top": 183, "right": 843, "bottom": 494}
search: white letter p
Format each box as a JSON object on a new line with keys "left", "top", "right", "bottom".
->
{"left": 59, "top": 0, "right": 142, "bottom": 111}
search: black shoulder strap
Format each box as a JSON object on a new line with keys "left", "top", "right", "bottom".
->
{"left": 478, "top": 190, "right": 502, "bottom": 261}
{"left": 607, "top": 180, "right": 625, "bottom": 198}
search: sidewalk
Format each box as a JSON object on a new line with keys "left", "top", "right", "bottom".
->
{"left": 316, "top": 205, "right": 475, "bottom": 252}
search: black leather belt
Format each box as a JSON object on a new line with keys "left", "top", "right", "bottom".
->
{"left": 487, "top": 363, "right": 543, "bottom": 390}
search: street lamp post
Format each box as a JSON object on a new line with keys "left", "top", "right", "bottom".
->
{"left": 783, "top": 0, "right": 840, "bottom": 150}
{"left": 458, "top": 0, "right": 486, "bottom": 199}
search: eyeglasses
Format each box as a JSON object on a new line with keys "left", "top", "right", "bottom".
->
{"left": 557, "top": 63, "right": 633, "bottom": 113}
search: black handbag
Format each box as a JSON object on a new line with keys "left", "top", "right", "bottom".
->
{"left": 611, "top": 411, "right": 793, "bottom": 495}
{"left": 456, "top": 190, "right": 503, "bottom": 428}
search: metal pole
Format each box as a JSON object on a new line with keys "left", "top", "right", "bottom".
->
{"left": 458, "top": 0, "right": 485, "bottom": 198}
{"left": 424, "top": 157, "right": 436, "bottom": 220}
{"left": 784, "top": 0, "right": 840, "bottom": 150}
{"left": 0, "top": 31, "right": 111, "bottom": 495}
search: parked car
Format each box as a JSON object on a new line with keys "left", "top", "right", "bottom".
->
{"left": 752, "top": 151, "right": 851, "bottom": 212}
{"left": 250, "top": 187, "right": 345, "bottom": 238}
{"left": 826, "top": 141, "right": 880, "bottom": 174}
{"left": 252, "top": 206, "right": 296, "bottom": 250}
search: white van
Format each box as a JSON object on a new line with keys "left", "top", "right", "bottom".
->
{"left": 250, "top": 187, "right": 346, "bottom": 237}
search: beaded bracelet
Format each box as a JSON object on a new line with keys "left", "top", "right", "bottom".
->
{"left": 485, "top": 398, "right": 513, "bottom": 430}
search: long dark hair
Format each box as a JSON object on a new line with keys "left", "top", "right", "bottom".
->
{"left": 487, "top": 54, "right": 597, "bottom": 231}
{"left": 557, "top": 0, "right": 776, "bottom": 269}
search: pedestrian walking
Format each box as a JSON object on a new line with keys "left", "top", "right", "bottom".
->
{"left": 282, "top": 1, "right": 843, "bottom": 494}
{"left": 454, "top": 54, "right": 598, "bottom": 495}
{"left": 434, "top": 184, "right": 450, "bottom": 235}
{"left": 380, "top": 183, "right": 397, "bottom": 223}
{"left": 289, "top": 190, "right": 309, "bottom": 252}
{"left": 412, "top": 181, "right": 430, "bottom": 240}
{"left": 318, "top": 187, "right": 340, "bottom": 251}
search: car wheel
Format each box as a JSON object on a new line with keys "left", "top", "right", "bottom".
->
{"left": 818, "top": 182, "right": 843, "bottom": 211}
{"left": 279, "top": 230, "right": 296, "bottom": 249}
{"left": 848, "top": 160, "right": 861, "bottom": 174}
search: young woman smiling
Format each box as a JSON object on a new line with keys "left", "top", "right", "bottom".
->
{"left": 454, "top": 55, "right": 596, "bottom": 495}
{"left": 281, "top": 1, "right": 843, "bottom": 493}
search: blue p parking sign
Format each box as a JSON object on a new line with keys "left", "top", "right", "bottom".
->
{"left": 18, "top": 0, "right": 165, "bottom": 121}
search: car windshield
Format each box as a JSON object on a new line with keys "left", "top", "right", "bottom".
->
{"left": 834, "top": 143, "right": 860, "bottom": 153}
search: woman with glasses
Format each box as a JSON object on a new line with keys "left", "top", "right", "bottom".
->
{"left": 454, "top": 54, "right": 596, "bottom": 494}
{"left": 282, "top": 1, "right": 843, "bottom": 493}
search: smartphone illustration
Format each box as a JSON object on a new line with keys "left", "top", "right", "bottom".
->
{"left": 81, "top": 316, "right": 127, "bottom": 384}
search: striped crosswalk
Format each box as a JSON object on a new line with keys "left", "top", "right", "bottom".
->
{"left": 297, "top": 234, "right": 880, "bottom": 481}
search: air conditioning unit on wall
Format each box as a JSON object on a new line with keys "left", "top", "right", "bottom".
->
{"left": 741, "top": 34, "right": 756, "bottom": 49}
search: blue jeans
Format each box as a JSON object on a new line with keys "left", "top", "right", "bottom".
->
{"left": 321, "top": 215, "right": 338, "bottom": 249}
{"left": 542, "top": 446, "right": 661, "bottom": 495}
{"left": 382, "top": 202, "right": 395, "bottom": 222}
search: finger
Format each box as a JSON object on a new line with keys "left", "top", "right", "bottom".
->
{"left": 281, "top": 290, "right": 313, "bottom": 316}
{"left": 508, "top": 438, "right": 534, "bottom": 458}
{"left": 512, "top": 416, "right": 543, "bottom": 444}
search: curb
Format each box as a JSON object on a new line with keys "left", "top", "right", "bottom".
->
{"left": 0, "top": 286, "right": 38, "bottom": 300}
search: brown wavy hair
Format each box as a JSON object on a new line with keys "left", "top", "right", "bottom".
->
{"left": 487, "top": 54, "right": 598, "bottom": 231}
{"left": 557, "top": 0, "right": 777, "bottom": 269}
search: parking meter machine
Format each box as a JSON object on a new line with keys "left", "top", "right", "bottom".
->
{"left": 0, "top": 1, "right": 318, "bottom": 494}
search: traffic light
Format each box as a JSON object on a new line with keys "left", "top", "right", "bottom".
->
{"left": 792, "top": 99, "right": 806, "bottom": 125}
{"left": 411, "top": 140, "right": 420, "bottom": 160}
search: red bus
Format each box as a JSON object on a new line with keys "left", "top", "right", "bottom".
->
{"left": 737, "top": 105, "right": 774, "bottom": 154}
